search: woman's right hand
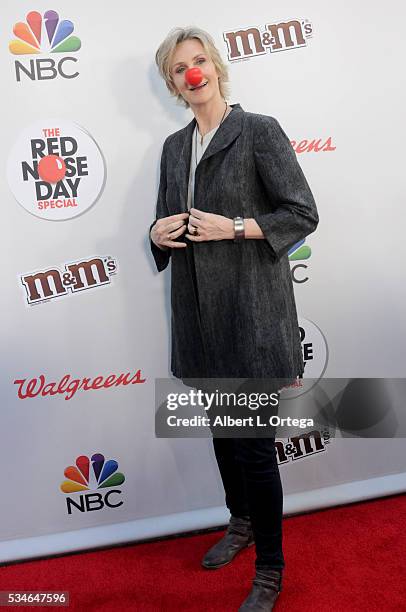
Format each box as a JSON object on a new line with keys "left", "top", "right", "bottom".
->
{"left": 150, "top": 212, "right": 189, "bottom": 250}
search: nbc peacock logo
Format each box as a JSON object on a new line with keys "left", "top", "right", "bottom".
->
{"left": 60, "top": 453, "right": 126, "bottom": 515}
{"left": 9, "top": 10, "right": 81, "bottom": 82}
{"left": 289, "top": 238, "right": 311, "bottom": 284}
{"left": 288, "top": 238, "right": 311, "bottom": 261}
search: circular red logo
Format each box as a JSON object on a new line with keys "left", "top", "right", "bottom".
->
{"left": 38, "top": 155, "right": 66, "bottom": 183}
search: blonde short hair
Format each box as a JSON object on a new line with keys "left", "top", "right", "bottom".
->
{"left": 155, "top": 26, "right": 230, "bottom": 108}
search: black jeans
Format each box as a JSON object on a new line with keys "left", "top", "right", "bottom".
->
{"left": 212, "top": 436, "right": 285, "bottom": 570}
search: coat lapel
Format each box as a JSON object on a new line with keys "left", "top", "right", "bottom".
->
{"left": 173, "top": 121, "right": 194, "bottom": 212}
{"left": 174, "top": 103, "right": 244, "bottom": 211}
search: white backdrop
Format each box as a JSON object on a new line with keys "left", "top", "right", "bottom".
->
{"left": 1, "top": 0, "right": 405, "bottom": 563}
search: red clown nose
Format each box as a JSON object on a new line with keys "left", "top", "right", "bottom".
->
{"left": 185, "top": 67, "right": 203, "bottom": 86}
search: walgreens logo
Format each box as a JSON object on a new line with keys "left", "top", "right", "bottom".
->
{"left": 14, "top": 370, "right": 146, "bottom": 401}
{"left": 9, "top": 10, "right": 81, "bottom": 81}
{"left": 21, "top": 256, "right": 117, "bottom": 305}
{"left": 291, "top": 137, "right": 336, "bottom": 154}
{"left": 7, "top": 121, "right": 106, "bottom": 220}
{"left": 61, "top": 453, "right": 125, "bottom": 515}
{"left": 223, "top": 18, "right": 313, "bottom": 61}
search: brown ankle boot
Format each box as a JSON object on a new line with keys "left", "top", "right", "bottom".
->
{"left": 238, "top": 567, "right": 283, "bottom": 611}
{"left": 201, "top": 516, "right": 254, "bottom": 569}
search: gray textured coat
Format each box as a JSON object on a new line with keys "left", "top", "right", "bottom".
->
{"left": 150, "top": 103, "right": 318, "bottom": 380}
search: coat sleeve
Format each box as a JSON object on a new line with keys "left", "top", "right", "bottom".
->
{"left": 149, "top": 139, "right": 171, "bottom": 272}
{"left": 252, "top": 115, "right": 319, "bottom": 259}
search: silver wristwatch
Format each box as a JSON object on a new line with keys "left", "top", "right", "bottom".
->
{"left": 233, "top": 217, "right": 245, "bottom": 242}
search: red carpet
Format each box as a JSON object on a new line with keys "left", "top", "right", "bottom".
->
{"left": 0, "top": 493, "right": 405, "bottom": 611}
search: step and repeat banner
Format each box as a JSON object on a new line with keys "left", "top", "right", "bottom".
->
{"left": 1, "top": 1, "right": 405, "bottom": 562}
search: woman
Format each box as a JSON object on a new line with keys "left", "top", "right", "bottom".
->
{"left": 150, "top": 26, "right": 318, "bottom": 611}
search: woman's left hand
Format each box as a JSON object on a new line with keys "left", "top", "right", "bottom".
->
{"left": 186, "top": 208, "right": 234, "bottom": 242}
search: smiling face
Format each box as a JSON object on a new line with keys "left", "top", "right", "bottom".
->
{"left": 170, "top": 38, "right": 222, "bottom": 108}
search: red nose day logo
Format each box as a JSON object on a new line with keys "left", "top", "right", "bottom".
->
{"left": 7, "top": 121, "right": 106, "bottom": 220}
{"left": 280, "top": 318, "right": 329, "bottom": 400}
